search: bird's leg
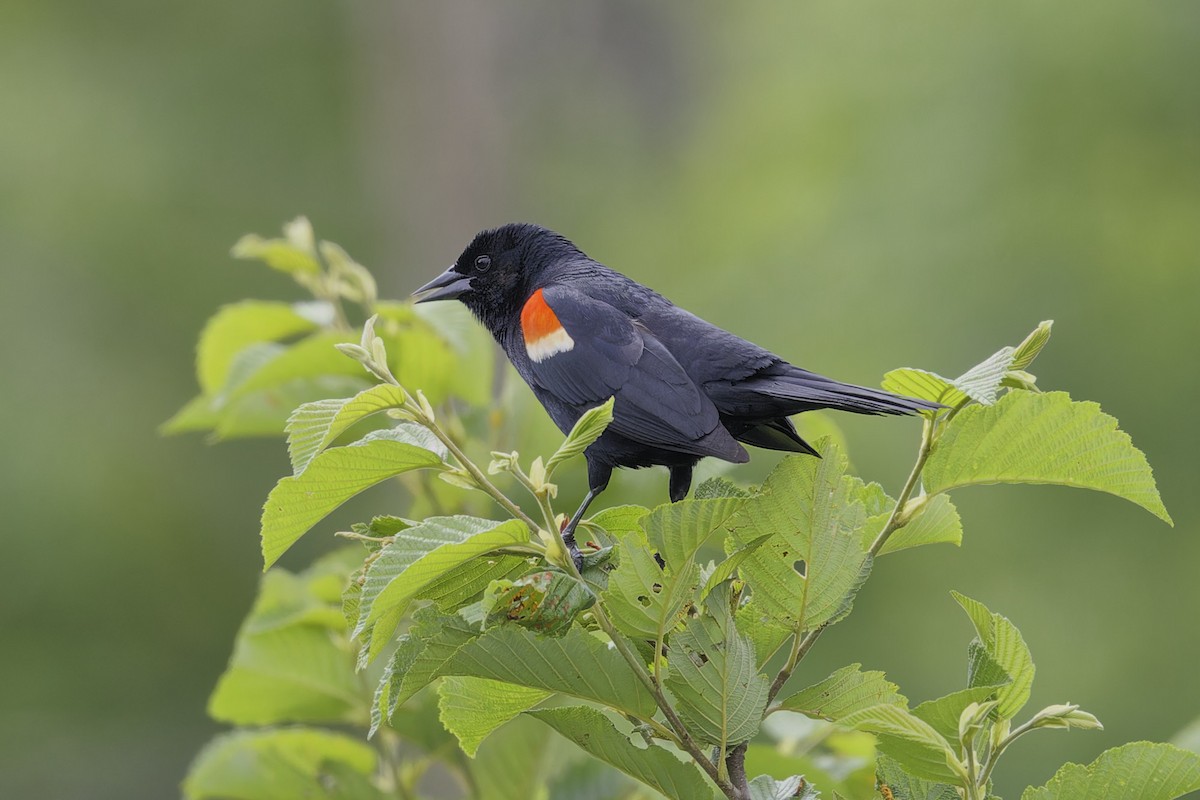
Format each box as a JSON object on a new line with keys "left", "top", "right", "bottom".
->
{"left": 668, "top": 463, "right": 695, "bottom": 503}
{"left": 562, "top": 462, "right": 612, "bottom": 572}
{"left": 561, "top": 487, "right": 602, "bottom": 571}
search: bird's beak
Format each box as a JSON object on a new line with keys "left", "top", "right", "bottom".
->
{"left": 412, "top": 266, "right": 472, "bottom": 303}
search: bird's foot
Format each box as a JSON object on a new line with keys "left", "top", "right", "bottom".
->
{"left": 561, "top": 528, "right": 585, "bottom": 573}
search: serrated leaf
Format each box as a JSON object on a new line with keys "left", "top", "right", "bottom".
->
{"left": 875, "top": 753, "right": 959, "bottom": 800}
{"left": 952, "top": 592, "right": 1034, "bottom": 720}
{"left": 727, "top": 444, "right": 872, "bottom": 631}
{"left": 483, "top": 570, "right": 595, "bottom": 636}
{"left": 376, "top": 608, "right": 480, "bottom": 725}
{"left": 748, "top": 774, "right": 816, "bottom": 800}
{"left": 546, "top": 397, "right": 615, "bottom": 475}
{"left": 586, "top": 504, "right": 651, "bottom": 543}
{"left": 259, "top": 430, "right": 446, "bottom": 568}
{"left": 602, "top": 527, "right": 697, "bottom": 641}
{"left": 664, "top": 589, "right": 771, "bottom": 748}
{"left": 419, "top": 553, "right": 529, "bottom": 612}
{"left": 438, "top": 676, "right": 551, "bottom": 757}
{"left": 645, "top": 495, "right": 745, "bottom": 568}
{"left": 183, "top": 728, "right": 383, "bottom": 800}
{"left": 911, "top": 685, "right": 1005, "bottom": 744}
{"left": 356, "top": 516, "right": 528, "bottom": 636}
{"left": 925, "top": 391, "right": 1172, "bottom": 524}
{"left": 528, "top": 707, "right": 715, "bottom": 800}
{"left": 1021, "top": 742, "right": 1200, "bottom": 800}
{"left": 951, "top": 347, "right": 1016, "bottom": 406}
{"left": 196, "top": 301, "right": 319, "bottom": 394}
{"left": 214, "top": 376, "right": 372, "bottom": 440}
{"left": 695, "top": 477, "right": 752, "bottom": 499}
{"left": 778, "top": 663, "right": 907, "bottom": 720}
{"left": 838, "top": 704, "right": 965, "bottom": 785}
{"left": 439, "top": 626, "right": 658, "bottom": 719}
{"left": 287, "top": 385, "right": 428, "bottom": 474}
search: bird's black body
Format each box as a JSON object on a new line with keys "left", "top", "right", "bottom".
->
{"left": 415, "top": 223, "right": 937, "bottom": 562}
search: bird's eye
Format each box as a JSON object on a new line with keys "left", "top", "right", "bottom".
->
{"left": 474, "top": 255, "right": 492, "bottom": 272}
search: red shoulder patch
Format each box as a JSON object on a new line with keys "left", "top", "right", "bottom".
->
{"left": 521, "top": 288, "right": 575, "bottom": 362}
{"left": 521, "top": 288, "right": 564, "bottom": 342}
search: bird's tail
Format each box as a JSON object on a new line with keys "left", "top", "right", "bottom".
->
{"left": 756, "top": 367, "right": 941, "bottom": 416}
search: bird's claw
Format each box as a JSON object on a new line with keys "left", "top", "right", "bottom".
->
{"left": 562, "top": 529, "right": 585, "bottom": 573}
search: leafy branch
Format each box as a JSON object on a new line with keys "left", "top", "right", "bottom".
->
{"left": 174, "top": 221, "right": 1193, "bottom": 800}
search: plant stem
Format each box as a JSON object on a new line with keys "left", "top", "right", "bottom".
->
{"left": 406, "top": 405, "right": 541, "bottom": 533}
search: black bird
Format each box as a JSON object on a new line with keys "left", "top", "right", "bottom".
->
{"left": 414, "top": 224, "right": 936, "bottom": 566}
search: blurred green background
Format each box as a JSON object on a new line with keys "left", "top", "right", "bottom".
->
{"left": 2, "top": 2, "right": 1197, "bottom": 798}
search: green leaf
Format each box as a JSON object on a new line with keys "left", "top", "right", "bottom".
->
{"left": 952, "top": 592, "right": 1035, "bottom": 720}
{"left": 882, "top": 368, "right": 969, "bottom": 410}
{"left": 483, "top": 569, "right": 595, "bottom": 636}
{"left": 700, "top": 533, "right": 771, "bottom": 601}
{"left": 419, "top": 553, "right": 530, "bottom": 612}
{"left": 439, "top": 625, "right": 659, "bottom": 719}
{"left": 777, "top": 663, "right": 907, "bottom": 721}
{"left": 214, "top": 376, "right": 371, "bottom": 440}
{"left": 438, "top": 676, "right": 551, "bottom": 757}
{"left": 924, "top": 391, "right": 1172, "bottom": 525}
{"left": 196, "top": 301, "right": 320, "bottom": 394}
{"left": 469, "top": 714, "right": 563, "bottom": 800}
{"left": 695, "top": 476, "right": 752, "bottom": 499}
{"left": 727, "top": 445, "right": 872, "bottom": 631}
{"left": 870, "top": 494, "right": 963, "bottom": 556}
{"left": 644, "top": 495, "right": 746, "bottom": 568}
{"left": 748, "top": 774, "right": 816, "bottom": 800}
{"left": 227, "top": 331, "right": 367, "bottom": 402}
{"left": 602, "top": 526, "right": 697, "bottom": 641}
{"left": 546, "top": 397, "right": 615, "bottom": 475}
{"left": 664, "top": 588, "right": 771, "bottom": 748}
{"left": 1011, "top": 320, "right": 1053, "bottom": 371}
{"left": 286, "top": 384, "right": 422, "bottom": 474}
{"left": 208, "top": 568, "right": 363, "bottom": 726}
{"left": 183, "top": 728, "right": 382, "bottom": 800}
{"left": 528, "top": 707, "right": 715, "bottom": 799}
{"left": 911, "top": 685, "right": 1005, "bottom": 744}
{"left": 838, "top": 704, "right": 965, "bottom": 785}
{"left": 355, "top": 516, "right": 529, "bottom": 636}
{"left": 586, "top": 504, "right": 651, "bottom": 544}
{"left": 232, "top": 223, "right": 322, "bottom": 275}
{"left": 949, "top": 346, "right": 1017, "bottom": 406}
{"left": 375, "top": 608, "right": 481, "bottom": 726}
{"left": 875, "top": 753, "right": 959, "bottom": 800}
{"left": 259, "top": 429, "right": 446, "bottom": 568}
{"left": 1021, "top": 742, "right": 1200, "bottom": 800}
{"left": 883, "top": 346, "right": 1016, "bottom": 411}
{"left": 736, "top": 601, "right": 794, "bottom": 668}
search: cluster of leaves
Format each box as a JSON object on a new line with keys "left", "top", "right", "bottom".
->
{"left": 172, "top": 221, "right": 1196, "bottom": 800}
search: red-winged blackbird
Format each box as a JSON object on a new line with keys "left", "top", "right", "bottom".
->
{"left": 415, "top": 223, "right": 936, "bottom": 566}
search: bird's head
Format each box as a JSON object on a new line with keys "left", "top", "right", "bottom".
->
{"left": 413, "top": 223, "right": 582, "bottom": 333}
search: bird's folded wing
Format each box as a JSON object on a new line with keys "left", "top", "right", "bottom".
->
{"left": 528, "top": 285, "right": 746, "bottom": 460}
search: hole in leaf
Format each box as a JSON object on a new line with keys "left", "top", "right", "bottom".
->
{"left": 651, "top": 583, "right": 663, "bottom": 594}
{"left": 653, "top": 552, "right": 666, "bottom": 569}
{"left": 793, "top": 560, "right": 807, "bottom": 578}
{"left": 637, "top": 595, "right": 651, "bottom": 608}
